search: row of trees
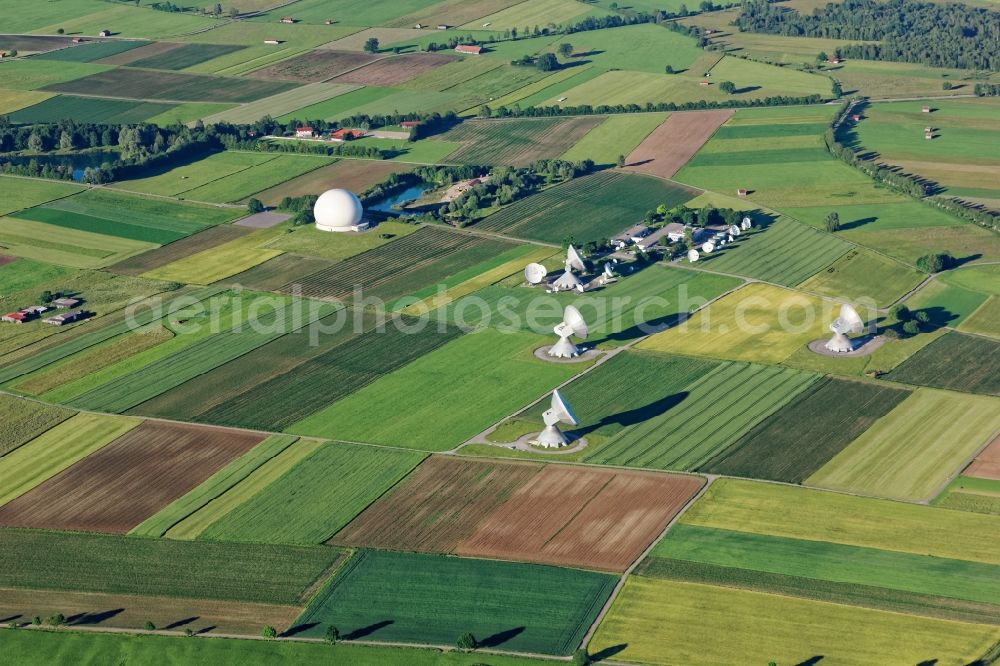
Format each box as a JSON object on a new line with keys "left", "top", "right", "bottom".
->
{"left": 735, "top": 0, "right": 1000, "bottom": 70}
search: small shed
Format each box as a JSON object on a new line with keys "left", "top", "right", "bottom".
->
{"left": 736, "top": 188, "right": 748, "bottom": 197}
{"left": 925, "top": 131, "right": 933, "bottom": 140}
{"left": 851, "top": 114, "right": 861, "bottom": 121}
{"left": 279, "top": 16, "right": 295, "bottom": 23}
{"left": 264, "top": 38, "right": 281, "bottom": 45}
{"left": 699, "top": 80, "right": 710, "bottom": 86}
{"left": 922, "top": 106, "right": 931, "bottom": 113}
{"left": 437, "top": 24, "right": 449, "bottom": 29}
{"left": 99, "top": 29, "right": 111, "bottom": 37}
{"left": 52, "top": 297, "right": 81, "bottom": 309}
{"left": 43, "top": 310, "right": 90, "bottom": 326}
{"left": 295, "top": 127, "right": 314, "bottom": 137}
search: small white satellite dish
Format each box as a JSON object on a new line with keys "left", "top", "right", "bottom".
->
{"left": 729, "top": 224, "right": 740, "bottom": 236}
{"left": 549, "top": 305, "right": 589, "bottom": 358}
{"left": 727, "top": 234, "right": 734, "bottom": 243}
{"left": 701, "top": 241, "right": 715, "bottom": 253}
{"left": 566, "top": 245, "right": 586, "bottom": 272}
{"left": 603, "top": 263, "right": 615, "bottom": 278}
{"left": 576, "top": 283, "right": 585, "bottom": 293}
{"left": 741, "top": 217, "right": 752, "bottom": 230}
{"left": 532, "top": 389, "right": 579, "bottom": 448}
{"left": 825, "top": 303, "right": 865, "bottom": 353}
{"left": 524, "top": 262, "right": 547, "bottom": 285}
{"left": 687, "top": 249, "right": 700, "bottom": 262}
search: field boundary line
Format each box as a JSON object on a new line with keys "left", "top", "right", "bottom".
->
{"left": 577, "top": 474, "right": 716, "bottom": 650}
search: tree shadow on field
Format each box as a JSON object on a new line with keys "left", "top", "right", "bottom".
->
{"left": 952, "top": 253, "right": 982, "bottom": 269}
{"left": 590, "top": 312, "right": 689, "bottom": 345}
{"left": 344, "top": 619, "right": 394, "bottom": 640}
{"left": 164, "top": 616, "right": 198, "bottom": 630}
{"left": 478, "top": 626, "right": 525, "bottom": 648}
{"left": 795, "top": 658, "right": 825, "bottom": 666}
{"left": 570, "top": 392, "right": 689, "bottom": 439}
{"left": 591, "top": 644, "right": 627, "bottom": 662}
{"left": 68, "top": 608, "right": 124, "bottom": 626}
{"left": 0, "top": 614, "right": 22, "bottom": 623}
{"left": 734, "top": 85, "right": 761, "bottom": 95}
{"left": 281, "top": 622, "right": 318, "bottom": 637}
{"left": 195, "top": 625, "right": 217, "bottom": 635}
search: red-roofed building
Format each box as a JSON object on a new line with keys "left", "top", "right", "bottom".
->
{"left": 455, "top": 44, "right": 482, "bottom": 55}
{"left": 330, "top": 128, "right": 363, "bottom": 141}
{"left": 2, "top": 311, "right": 33, "bottom": 323}
{"left": 295, "top": 127, "right": 314, "bottom": 138}
{"left": 699, "top": 80, "right": 710, "bottom": 86}
{"left": 400, "top": 120, "right": 420, "bottom": 128}
{"left": 736, "top": 188, "right": 748, "bottom": 197}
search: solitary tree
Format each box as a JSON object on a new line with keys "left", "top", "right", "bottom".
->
{"left": 363, "top": 37, "right": 380, "bottom": 53}
{"left": 144, "top": 621, "right": 156, "bottom": 631}
{"left": 571, "top": 648, "right": 591, "bottom": 665}
{"left": 47, "top": 613, "right": 66, "bottom": 627}
{"left": 825, "top": 211, "right": 840, "bottom": 232}
{"left": 616, "top": 153, "right": 626, "bottom": 168}
{"left": 31, "top": 617, "right": 41, "bottom": 626}
{"left": 831, "top": 80, "right": 843, "bottom": 97}
{"left": 325, "top": 625, "right": 340, "bottom": 644}
{"left": 478, "top": 104, "right": 492, "bottom": 118}
{"left": 56, "top": 28, "right": 65, "bottom": 34}
{"left": 889, "top": 304, "right": 912, "bottom": 322}
{"left": 229, "top": 7, "right": 239, "bottom": 17}
{"left": 942, "top": 81, "right": 953, "bottom": 90}
{"left": 536, "top": 52, "right": 559, "bottom": 71}
{"left": 558, "top": 43, "right": 573, "bottom": 58}
{"left": 184, "top": 628, "right": 194, "bottom": 637}
{"left": 665, "top": 64, "right": 675, "bottom": 74}
{"left": 719, "top": 80, "right": 736, "bottom": 94}
{"left": 261, "top": 625, "right": 278, "bottom": 639}
{"left": 816, "top": 51, "right": 828, "bottom": 63}
{"left": 213, "top": 3, "right": 223, "bottom": 16}
{"left": 247, "top": 198, "right": 265, "bottom": 214}
{"left": 456, "top": 632, "right": 478, "bottom": 650}
{"left": 39, "top": 290, "right": 54, "bottom": 304}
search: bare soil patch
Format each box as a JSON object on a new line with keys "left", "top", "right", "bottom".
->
{"left": 246, "top": 50, "right": 381, "bottom": 83}
{"left": 0, "top": 587, "right": 299, "bottom": 635}
{"left": 332, "top": 53, "right": 457, "bottom": 87}
{"left": 625, "top": 109, "right": 734, "bottom": 179}
{"left": 966, "top": 434, "right": 1000, "bottom": 480}
{"left": 0, "top": 421, "right": 264, "bottom": 533}
{"left": 332, "top": 456, "right": 704, "bottom": 572}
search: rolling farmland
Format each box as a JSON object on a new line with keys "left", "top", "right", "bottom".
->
{"left": 0, "top": 422, "right": 264, "bottom": 533}
{"left": 474, "top": 171, "right": 695, "bottom": 243}
{"left": 333, "top": 456, "right": 704, "bottom": 571}
{"left": 441, "top": 116, "right": 604, "bottom": 166}
{"left": 199, "top": 442, "right": 426, "bottom": 544}
{"left": 293, "top": 549, "right": 616, "bottom": 655}
{"left": 41, "top": 67, "right": 296, "bottom": 103}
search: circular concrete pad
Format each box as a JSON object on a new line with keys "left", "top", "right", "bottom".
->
{"left": 510, "top": 432, "right": 589, "bottom": 454}
{"left": 808, "top": 335, "right": 887, "bottom": 358}
{"left": 533, "top": 346, "right": 602, "bottom": 363}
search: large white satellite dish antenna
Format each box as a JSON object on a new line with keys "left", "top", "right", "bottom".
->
{"left": 701, "top": 241, "right": 715, "bottom": 253}
{"left": 741, "top": 217, "right": 752, "bottom": 230}
{"left": 524, "top": 262, "right": 547, "bottom": 285}
{"left": 566, "top": 245, "right": 586, "bottom": 272}
{"left": 824, "top": 303, "right": 865, "bottom": 353}
{"left": 729, "top": 224, "right": 740, "bottom": 236}
{"left": 532, "top": 389, "right": 579, "bottom": 448}
{"left": 549, "top": 305, "right": 589, "bottom": 358}
{"left": 552, "top": 267, "right": 582, "bottom": 291}
{"left": 687, "top": 249, "right": 700, "bottom": 262}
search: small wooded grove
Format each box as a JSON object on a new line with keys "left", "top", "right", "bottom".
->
{"left": 735, "top": 0, "right": 1000, "bottom": 70}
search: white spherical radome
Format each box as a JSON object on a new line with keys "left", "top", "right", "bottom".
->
{"left": 314, "top": 188, "right": 363, "bottom": 232}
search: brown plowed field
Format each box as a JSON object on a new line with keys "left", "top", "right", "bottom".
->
{"left": 331, "top": 53, "right": 458, "bottom": 87}
{"left": 625, "top": 109, "right": 734, "bottom": 179}
{"left": 0, "top": 587, "right": 300, "bottom": 635}
{"left": 331, "top": 456, "right": 705, "bottom": 572}
{"left": 246, "top": 50, "right": 381, "bottom": 83}
{"left": 0, "top": 421, "right": 264, "bottom": 533}
{"left": 966, "top": 434, "right": 1000, "bottom": 480}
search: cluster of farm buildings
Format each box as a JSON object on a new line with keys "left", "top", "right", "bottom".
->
{"left": 2, "top": 298, "right": 88, "bottom": 326}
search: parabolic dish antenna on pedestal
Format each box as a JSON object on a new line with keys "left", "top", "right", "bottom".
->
{"left": 701, "top": 241, "right": 715, "bottom": 253}
{"left": 566, "top": 245, "right": 587, "bottom": 272}
{"left": 729, "top": 224, "right": 741, "bottom": 236}
{"left": 687, "top": 249, "right": 700, "bottom": 262}
{"left": 824, "top": 303, "right": 865, "bottom": 353}
{"left": 741, "top": 217, "right": 752, "bottom": 230}
{"left": 549, "top": 305, "right": 589, "bottom": 358}
{"left": 524, "top": 262, "right": 547, "bottom": 284}
{"left": 531, "top": 389, "right": 579, "bottom": 448}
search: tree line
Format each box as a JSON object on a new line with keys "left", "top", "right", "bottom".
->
{"left": 735, "top": 0, "right": 1000, "bottom": 70}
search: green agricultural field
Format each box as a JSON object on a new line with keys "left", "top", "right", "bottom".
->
{"left": 41, "top": 67, "right": 296, "bottom": 104}
{"left": 0, "top": 176, "right": 82, "bottom": 216}
{"left": 187, "top": 323, "right": 462, "bottom": 431}
{"left": 459, "top": 0, "right": 592, "bottom": 30}
{"left": 589, "top": 577, "right": 1000, "bottom": 666}
{"left": 261, "top": 219, "right": 414, "bottom": 261}
{"left": 115, "top": 151, "right": 278, "bottom": 198}
{"left": 42, "top": 188, "right": 238, "bottom": 232}
{"left": 4, "top": 631, "right": 550, "bottom": 666}
{"left": 294, "top": 549, "right": 616, "bottom": 655}
{"left": 487, "top": 351, "right": 718, "bottom": 458}
{"left": 440, "top": 116, "right": 603, "bottom": 166}
{"left": 31, "top": 3, "right": 217, "bottom": 39}
{"left": 199, "top": 443, "right": 426, "bottom": 544}
{"left": 179, "top": 154, "right": 333, "bottom": 203}
{"left": 127, "top": 43, "right": 247, "bottom": 70}
{"left": 0, "top": 413, "right": 141, "bottom": 506}
{"left": 440, "top": 64, "right": 552, "bottom": 113}
{"left": 7, "top": 94, "right": 176, "bottom": 124}
{"left": 0, "top": 89, "right": 54, "bottom": 115}
{"left": 807, "top": 388, "right": 1000, "bottom": 501}
{"left": 787, "top": 200, "right": 965, "bottom": 232}
{"left": 939, "top": 264, "right": 1000, "bottom": 296}
{"left": 585, "top": 362, "right": 819, "bottom": 471}
{"left": 35, "top": 39, "right": 150, "bottom": 62}
{"left": 681, "top": 478, "right": 1000, "bottom": 565}
{"left": 798, "top": 247, "right": 925, "bottom": 307}
{"left": 906, "top": 279, "right": 990, "bottom": 328}
{"left": 274, "top": 86, "right": 396, "bottom": 122}
{"left": 14, "top": 207, "right": 188, "bottom": 245}
{"left": 934, "top": 476, "right": 1000, "bottom": 516}
{"left": 702, "top": 378, "right": 910, "bottom": 483}
{"left": 142, "top": 227, "right": 284, "bottom": 284}
{"left": 650, "top": 524, "right": 1000, "bottom": 607}
{"left": 885, "top": 331, "right": 1000, "bottom": 395}
{"left": 143, "top": 101, "right": 236, "bottom": 125}
{"left": 697, "top": 216, "right": 850, "bottom": 287}
{"left": 0, "top": 394, "right": 73, "bottom": 457}
{"left": 0, "top": 60, "right": 111, "bottom": 91}
{"left": 0, "top": 529, "right": 342, "bottom": 604}
{"left": 289, "top": 328, "right": 582, "bottom": 450}
{"left": 3, "top": 630, "right": 556, "bottom": 666}
{"left": 962, "top": 297, "right": 1000, "bottom": 338}
{"left": 560, "top": 113, "right": 667, "bottom": 166}
{"left": 710, "top": 55, "right": 833, "bottom": 96}
{"left": 475, "top": 171, "right": 694, "bottom": 243}
{"left": 200, "top": 82, "right": 358, "bottom": 124}
{"left": 638, "top": 283, "right": 831, "bottom": 364}
{"left": 130, "top": 434, "right": 300, "bottom": 538}
{"left": 70, "top": 299, "right": 330, "bottom": 413}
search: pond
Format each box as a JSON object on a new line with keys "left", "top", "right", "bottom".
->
{"left": 366, "top": 183, "right": 433, "bottom": 216}
{"left": 1, "top": 150, "right": 121, "bottom": 181}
